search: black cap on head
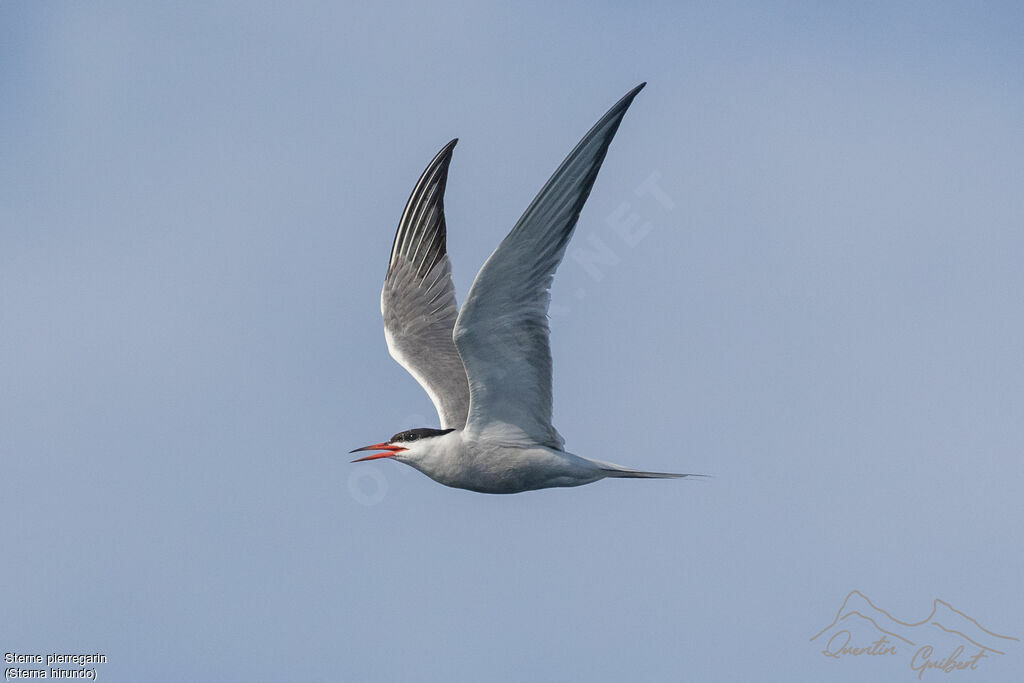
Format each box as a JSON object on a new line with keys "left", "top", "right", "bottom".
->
{"left": 389, "top": 427, "right": 455, "bottom": 443}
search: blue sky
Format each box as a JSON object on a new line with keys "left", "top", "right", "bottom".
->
{"left": 2, "top": 2, "right": 1023, "bottom": 681}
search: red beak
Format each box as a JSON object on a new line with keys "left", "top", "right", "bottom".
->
{"left": 350, "top": 443, "right": 407, "bottom": 463}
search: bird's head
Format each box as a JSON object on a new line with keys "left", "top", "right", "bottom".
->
{"left": 350, "top": 427, "right": 455, "bottom": 462}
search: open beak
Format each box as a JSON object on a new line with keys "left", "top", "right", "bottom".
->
{"left": 350, "top": 442, "right": 407, "bottom": 463}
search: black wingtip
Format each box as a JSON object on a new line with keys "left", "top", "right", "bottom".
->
{"left": 617, "top": 82, "right": 646, "bottom": 110}
{"left": 435, "top": 138, "right": 458, "bottom": 158}
{"left": 432, "top": 138, "right": 458, "bottom": 164}
{"left": 388, "top": 137, "right": 459, "bottom": 279}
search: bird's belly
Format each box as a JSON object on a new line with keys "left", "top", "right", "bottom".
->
{"left": 430, "top": 446, "right": 603, "bottom": 494}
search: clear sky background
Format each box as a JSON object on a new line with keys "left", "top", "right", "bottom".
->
{"left": 3, "top": 2, "right": 1023, "bottom": 681}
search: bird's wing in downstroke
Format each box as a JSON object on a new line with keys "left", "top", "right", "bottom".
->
{"left": 382, "top": 139, "right": 470, "bottom": 429}
{"left": 453, "top": 84, "right": 645, "bottom": 448}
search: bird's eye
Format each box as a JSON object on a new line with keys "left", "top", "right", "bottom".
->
{"left": 405, "top": 433, "right": 418, "bottom": 442}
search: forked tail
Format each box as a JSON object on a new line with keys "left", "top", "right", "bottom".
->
{"left": 596, "top": 460, "right": 707, "bottom": 479}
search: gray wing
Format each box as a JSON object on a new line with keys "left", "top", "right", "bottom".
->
{"left": 453, "top": 84, "right": 645, "bottom": 448}
{"left": 382, "top": 139, "right": 470, "bottom": 429}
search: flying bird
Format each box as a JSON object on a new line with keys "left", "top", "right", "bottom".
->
{"left": 352, "top": 83, "right": 702, "bottom": 493}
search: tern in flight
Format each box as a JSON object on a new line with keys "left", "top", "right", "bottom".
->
{"left": 352, "top": 83, "right": 701, "bottom": 493}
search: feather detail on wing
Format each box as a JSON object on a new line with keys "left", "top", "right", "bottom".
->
{"left": 382, "top": 139, "right": 470, "bottom": 429}
{"left": 453, "top": 84, "right": 646, "bottom": 448}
